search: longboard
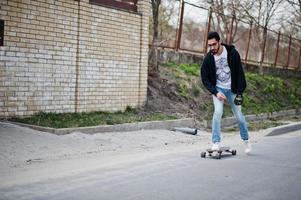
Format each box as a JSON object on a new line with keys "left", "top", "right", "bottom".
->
{"left": 201, "top": 147, "right": 236, "bottom": 159}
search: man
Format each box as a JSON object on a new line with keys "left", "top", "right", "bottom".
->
{"left": 201, "top": 31, "right": 251, "bottom": 154}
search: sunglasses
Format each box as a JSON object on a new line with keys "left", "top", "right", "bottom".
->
{"left": 208, "top": 42, "right": 218, "bottom": 47}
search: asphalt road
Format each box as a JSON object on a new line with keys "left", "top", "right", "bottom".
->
{"left": 1, "top": 133, "right": 301, "bottom": 200}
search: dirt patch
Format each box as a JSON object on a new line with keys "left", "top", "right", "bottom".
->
{"left": 141, "top": 74, "right": 211, "bottom": 125}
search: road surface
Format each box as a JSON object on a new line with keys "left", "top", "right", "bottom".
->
{"left": 1, "top": 130, "right": 300, "bottom": 200}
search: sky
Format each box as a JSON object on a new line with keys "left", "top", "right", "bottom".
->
{"left": 162, "top": 0, "right": 298, "bottom": 33}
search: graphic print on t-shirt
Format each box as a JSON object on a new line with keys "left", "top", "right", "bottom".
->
{"left": 215, "top": 57, "right": 231, "bottom": 83}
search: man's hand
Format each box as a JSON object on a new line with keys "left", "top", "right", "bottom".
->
{"left": 216, "top": 92, "right": 227, "bottom": 102}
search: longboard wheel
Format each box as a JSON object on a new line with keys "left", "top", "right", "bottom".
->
{"left": 232, "top": 149, "right": 237, "bottom": 155}
{"left": 216, "top": 153, "right": 221, "bottom": 159}
{"left": 201, "top": 152, "right": 206, "bottom": 158}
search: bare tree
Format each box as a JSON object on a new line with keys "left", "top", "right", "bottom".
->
{"left": 285, "top": 0, "right": 301, "bottom": 15}
{"left": 240, "top": 0, "right": 285, "bottom": 74}
{"left": 206, "top": 0, "right": 252, "bottom": 43}
{"left": 283, "top": 0, "right": 301, "bottom": 37}
{"left": 206, "top": 0, "right": 288, "bottom": 74}
{"left": 149, "top": 0, "right": 161, "bottom": 76}
{"left": 207, "top": 0, "right": 232, "bottom": 41}
{"left": 181, "top": 18, "right": 204, "bottom": 51}
{"left": 158, "top": 1, "right": 178, "bottom": 47}
{"left": 149, "top": 0, "right": 177, "bottom": 76}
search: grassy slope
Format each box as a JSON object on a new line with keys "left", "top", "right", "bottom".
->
{"left": 160, "top": 62, "right": 301, "bottom": 119}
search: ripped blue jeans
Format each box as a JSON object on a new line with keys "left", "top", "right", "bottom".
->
{"left": 212, "top": 87, "right": 249, "bottom": 143}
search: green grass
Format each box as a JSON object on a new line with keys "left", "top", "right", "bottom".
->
{"left": 162, "top": 61, "right": 199, "bottom": 77}
{"left": 161, "top": 62, "right": 203, "bottom": 99}
{"left": 243, "top": 73, "right": 301, "bottom": 115}
{"left": 11, "top": 107, "right": 177, "bottom": 129}
{"left": 178, "top": 63, "right": 199, "bottom": 76}
{"left": 161, "top": 62, "right": 301, "bottom": 118}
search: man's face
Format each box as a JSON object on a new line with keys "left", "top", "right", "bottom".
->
{"left": 208, "top": 38, "right": 220, "bottom": 55}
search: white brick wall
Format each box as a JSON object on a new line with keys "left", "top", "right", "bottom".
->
{"left": 0, "top": 0, "right": 150, "bottom": 117}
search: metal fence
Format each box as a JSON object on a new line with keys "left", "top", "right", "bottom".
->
{"left": 150, "top": 0, "right": 301, "bottom": 70}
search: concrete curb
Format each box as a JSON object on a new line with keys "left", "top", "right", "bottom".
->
{"left": 6, "top": 108, "right": 300, "bottom": 135}
{"left": 266, "top": 122, "right": 301, "bottom": 136}
{"left": 221, "top": 108, "right": 301, "bottom": 128}
{"left": 7, "top": 118, "right": 195, "bottom": 135}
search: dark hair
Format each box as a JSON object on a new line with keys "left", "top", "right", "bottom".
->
{"left": 207, "top": 31, "right": 220, "bottom": 41}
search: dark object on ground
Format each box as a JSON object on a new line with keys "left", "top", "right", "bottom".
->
{"left": 173, "top": 127, "right": 198, "bottom": 135}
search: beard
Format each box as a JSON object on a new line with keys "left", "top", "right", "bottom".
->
{"left": 211, "top": 43, "right": 220, "bottom": 55}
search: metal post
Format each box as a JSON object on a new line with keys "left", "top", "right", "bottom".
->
{"left": 273, "top": 31, "right": 281, "bottom": 67}
{"left": 204, "top": 7, "right": 212, "bottom": 53}
{"left": 245, "top": 21, "right": 252, "bottom": 62}
{"left": 175, "top": 0, "right": 185, "bottom": 51}
{"left": 285, "top": 35, "right": 292, "bottom": 68}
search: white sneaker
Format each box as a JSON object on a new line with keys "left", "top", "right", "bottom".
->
{"left": 244, "top": 140, "right": 252, "bottom": 154}
{"left": 211, "top": 142, "right": 220, "bottom": 151}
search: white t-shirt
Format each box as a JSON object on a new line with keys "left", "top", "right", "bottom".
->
{"left": 214, "top": 46, "right": 231, "bottom": 89}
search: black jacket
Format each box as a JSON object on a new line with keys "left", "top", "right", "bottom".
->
{"left": 201, "top": 43, "right": 246, "bottom": 95}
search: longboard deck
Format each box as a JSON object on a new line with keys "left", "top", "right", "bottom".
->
{"left": 201, "top": 147, "right": 236, "bottom": 159}
{"left": 206, "top": 146, "right": 231, "bottom": 153}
